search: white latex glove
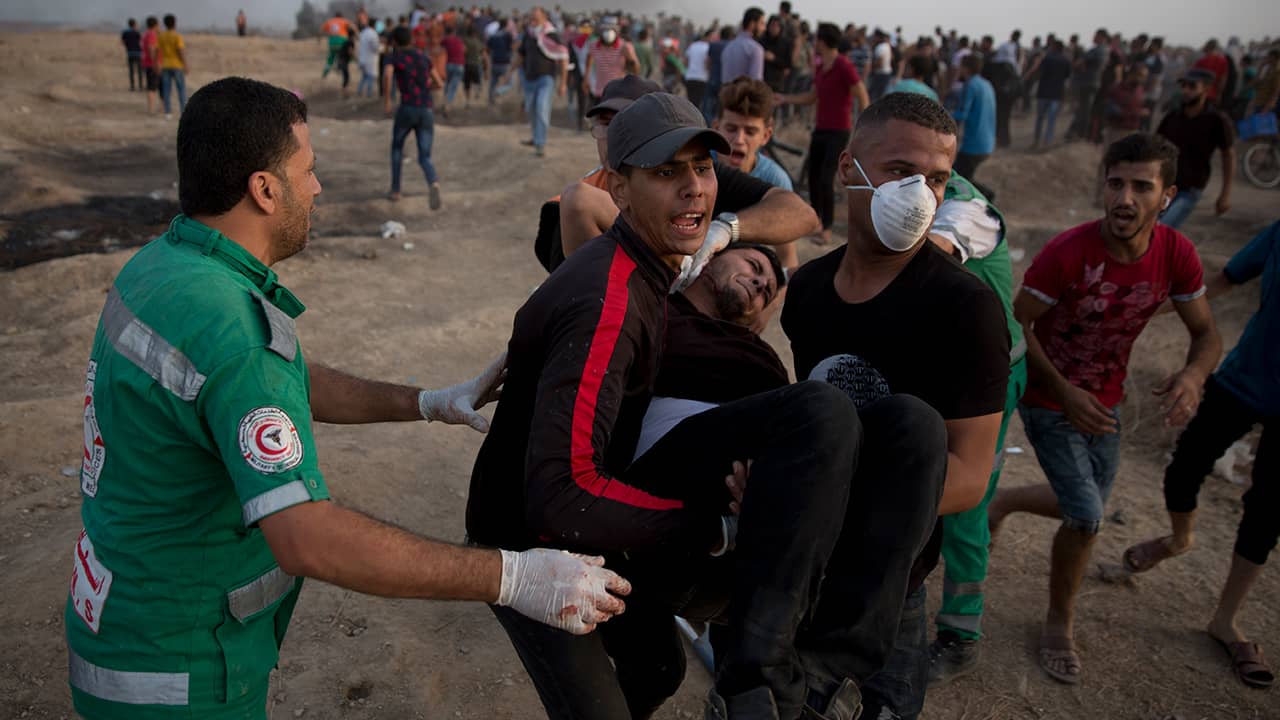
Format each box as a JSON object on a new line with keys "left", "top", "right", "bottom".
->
{"left": 497, "top": 548, "right": 632, "bottom": 635}
{"left": 671, "top": 219, "right": 733, "bottom": 293}
{"left": 417, "top": 352, "right": 507, "bottom": 432}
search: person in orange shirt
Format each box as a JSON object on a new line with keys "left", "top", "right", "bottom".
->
{"left": 321, "top": 12, "right": 353, "bottom": 78}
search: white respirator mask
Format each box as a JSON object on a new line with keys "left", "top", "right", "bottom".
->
{"left": 845, "top": 157, "right": 938, "bottom": 252}
{"left": 601, "top": 29, "right": 617, "bottom": 44}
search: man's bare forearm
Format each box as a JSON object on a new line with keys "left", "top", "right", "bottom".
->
{"left": 261, "top": 500, "right": 501, "bottom": 601}
{"left": 309, "top": 363, "right": 421, "bottom": 424}
{"left": 738, "top": 188, "right": 821, "bottom": 244}
{"left": 1183, "top": 327, "right": 1223, "bottom": 381}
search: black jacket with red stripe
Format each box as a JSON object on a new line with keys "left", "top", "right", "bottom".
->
{"left": 467, "top": 217, "right": 719, "bottom": 554}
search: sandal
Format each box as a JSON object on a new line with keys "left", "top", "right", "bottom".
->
{"left": 1039, "top": 635, "right": 1082, "bottom": 685}
{"left": 1122, "top": 536, "right": 1189, "bottom": 573}
{"left": 1213, "top": 636, "right": 1276, "bottom": 689}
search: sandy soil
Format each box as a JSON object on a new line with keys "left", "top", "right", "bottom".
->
{"left": 0, "top": 30, "right": 1276, "bottom": 720}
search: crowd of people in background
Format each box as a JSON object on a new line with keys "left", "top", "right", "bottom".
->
{"left": 95, "top": 5, "right": 1279, "bottom": 720}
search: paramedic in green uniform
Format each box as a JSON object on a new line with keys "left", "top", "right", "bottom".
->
{"left": 65, "top": 76, "right": 631, "bottom": 720}
{"left": 923, "top": 172, "right": 1028, "bottom": 686}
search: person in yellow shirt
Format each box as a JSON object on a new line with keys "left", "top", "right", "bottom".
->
{"left": 157, "top": 13, "right": 187, "bottom": 116}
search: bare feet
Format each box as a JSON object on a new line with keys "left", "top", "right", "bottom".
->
{"left": 1122, "top": 534, "right": 1192, "bottom": 573}
{"left": 810, "top": 229, "right": 833, "bottom": 246}
{"left": 1039, "top": 628, "right": 1081, "bottom": 684}
{"left": 1208, "top": 616, "right": 1245, "bottom": 646}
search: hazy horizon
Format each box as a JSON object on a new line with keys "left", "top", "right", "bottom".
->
{"left": 1, "top": 0, "right": 1274, "bottom": 48}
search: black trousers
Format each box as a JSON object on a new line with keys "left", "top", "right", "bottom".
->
{"left": 492, "top": 386, "right": 946, "bottom": 720}
{"left": 1164, "top": 376, "right": 1278, "bottom": 565}
{"left": 127, "top": 56, "right": 143, "bottom": 90}
{"left": 1066, "top": 84, "right": 1098, "bottom": 140}
{"left": 685, "top": 79, "right": 707, "bottom": 111}
{"left": 807, "top": 129, "right": 851, "bottom": 231}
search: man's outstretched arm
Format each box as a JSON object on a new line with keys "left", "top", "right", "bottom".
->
{"left": 260, "top": 500, "right": 630, "bottom": 634}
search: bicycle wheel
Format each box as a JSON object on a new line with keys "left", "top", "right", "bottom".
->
{"left": 1242, "top": 139, "right": 1280, "bottom": 189}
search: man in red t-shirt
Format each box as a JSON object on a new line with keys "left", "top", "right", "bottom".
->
{"left": 776, "top": 22, "right": 869, "bottom": 245}
{"left": 140, "top": 16, "right": 160, "bottom": 114}
{"left": 1192, "top": 39, "right": 1229, "bottom": 102}
{"left": 990, "top": 133, "right": 1221, "bottom": 686}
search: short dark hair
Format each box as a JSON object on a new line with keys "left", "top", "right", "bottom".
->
{"left": 392, "top": 26, "right": 412, "bottom": 47}
{"left": 164, "top": 14, "right": 176, "bottom": 29}
{"left": 961, "top": 53, "right": 983, "bottom": 74}
{"left": 724, "top": 242, "right": 787, "bottom": 288}
{"left": 1103, "top": 133, "right": 1179, "bottom": 188}
{"left": 815, "top": 22, "right": 840, "bottom": 50}
{"left": 128, "top": 18, "right": 137, "bottom": 27}
{"left": 177, "top": 77, "right": 308, "bottom": 217}
{"left": 779, "top": 1, "right": 792, "bottom": 13}
{"left": 906, "top": 54, "right": 931, "bottom": 78}
{"left": 855, "top": 91, "right": 957, "bottom": 137}
{"left": 718, "top": 77, "right": 775, "bottom": 121}
{"left": 742, "top": 7, "right": 764, "bottom": 29}
{"left": 145, "top": 16, "right": 158, "bottom": 28}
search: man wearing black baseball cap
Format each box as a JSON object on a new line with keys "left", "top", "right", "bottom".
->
{"left": 471, "top": 93, "right": 942, "bottom": 720}
{"left": 1155, "top": 67, "right": 1235, "bottom": 229}
{"left": 555, "top": 75, "right": 820, "bottom": 287}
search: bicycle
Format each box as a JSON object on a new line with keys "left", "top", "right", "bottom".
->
{"left": 1241, "top": 135, "right": 1280, "bottom": 189}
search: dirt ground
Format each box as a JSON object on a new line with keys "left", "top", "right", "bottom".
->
{"left": 0, "top": 30, "right": 1277, "bottom": 720}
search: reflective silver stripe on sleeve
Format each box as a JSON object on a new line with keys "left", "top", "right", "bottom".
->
{"left": 68, "top": 648, "right": 189, "bottom": 706}
{"left": 103, "top": 288, "right": 207, "bottom": 401}
{"left": 227, "top": 566, "right": 298, "bottom": 622}
{"left": 1021, "top": 286, "right": 1057, "bottom": 307}
{"left": 242, "top": 479, "right": 312, "bottom": 526}
{"left": 254, "top": 294, "right": 298, "bottom": 362}
{"left": 1171, "top": 285, "right": 1207, "bottom": 303}
{"left": 1010, "top": 337, "right": 1027, "bottom": 363}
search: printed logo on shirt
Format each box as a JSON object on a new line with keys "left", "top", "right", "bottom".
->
{"left": 238, "top": 407, "right": 304, "bottom": 474}
{"left": 81, "top": 360, "right": 105, "bottom": 498}
{"left": 70, "top": 529, "right": 113, "bottom": 634}
{"left": 808, "top": 353, "right": 891, "bottom": 410}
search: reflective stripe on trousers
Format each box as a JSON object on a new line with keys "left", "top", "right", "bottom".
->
{"left": 68, "top": 648, "right": 189, "bottom": 706}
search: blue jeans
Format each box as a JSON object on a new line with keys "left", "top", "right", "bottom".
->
{"left": 357, "top": 65, "right": 375, "bottom": 97}
{"left": 1160, "top": 187, "right": 1203, "bottom": 230}
{"left": 1034, "top": 98, "right": 1061, "bottom": 145}
{"left": 489, "top": 63, "right": 511, "bottom": 102}
{"left": 861, "top": 585, "right": 929, "bottom": 720}
{"left": 160, "top": 69, "right": 186, "bottom": 113}
{"left": 445, "top": 63, "right": 464, "bottom": 103}
{"left": 1019, "top": 403, "right": 1122, "bottom": 534}
{"left": 390, "top": 104, "right": 438, "bottom": 192}
{"left": 523, "top": 73, "right": 555, "bottom": 148}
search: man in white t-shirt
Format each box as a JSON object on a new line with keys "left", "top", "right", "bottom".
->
{"left": 869, "top": 29, "right": 894, "bottom": 101}
{"left": 685, "top": 30, "right": 712, "bottom": 113}
{"left": 356, "top": 21, "right": 381, "bottom": 97}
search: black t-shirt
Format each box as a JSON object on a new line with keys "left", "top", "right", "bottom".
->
{"left": 783, "top": 242, "right": 1009, "bottom": 419}
{"left": 122, "top": 28, "right": 141, "bottom": 54}
{"left": 655, "top": 294, "right": 788, "bottom": 402}
{"left": 1157, "top": 105, "right": 1234, "bottom": 191}
{"left": 520, "top": 29, "right": 562, "bottom": 79}
{"left": 1037, "top": 52, "right": 1072, "bottom": 100}
{"left": 782, "top": 242, "right": 1010, "bottom": 591}
{"left": 712, "top": 160, "right": 773, "bottom": 215}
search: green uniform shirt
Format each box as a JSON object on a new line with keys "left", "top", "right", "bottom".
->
{"left": 65, "top": 215, "right": 330, "bottom": 718}
{"left": 943, "top": 172, "right": 1026, "bottom": 364}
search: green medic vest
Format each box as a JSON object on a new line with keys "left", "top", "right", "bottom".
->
{"left": 943, "top": 172, "right": 1026, "bottom": 364}
{"left": 65, "top": 215, "right": 330, "bottom": 719}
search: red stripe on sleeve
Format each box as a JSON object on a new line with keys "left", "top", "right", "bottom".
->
{"left": 569, "top": 244, "right": 684, "bottom": 511}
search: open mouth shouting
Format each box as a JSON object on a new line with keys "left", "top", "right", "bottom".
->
{"left": 669, "top": 211, "right": 707, "bottom": 240}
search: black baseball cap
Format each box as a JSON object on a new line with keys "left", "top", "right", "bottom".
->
{"left": 586, "top": 74, "right": 663, "bottom": 118}
{"left": 607, "top": 92, "right": 730, "bottom": 171}
{"left": 1179, "top": 68, "right": 1215, "bottom": 85}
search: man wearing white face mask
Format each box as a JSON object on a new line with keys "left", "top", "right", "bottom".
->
{"left": 583, "top": 17, "right": 638, "bottom": 105}
{"left": 783, "top": 92, "right": 1011, "bottom": 720}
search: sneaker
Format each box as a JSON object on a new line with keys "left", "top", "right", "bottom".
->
{"left": 535, "top": 145, "right": 545, "bottom": 158}
{"left": 927, "top": 631, "right": 981, "bottom": 688}
{"left": 429, "top": 184, "right": 441, "bottom": 211}
{"left": 705, "top": 687, "right": 778, "bottom": 720}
